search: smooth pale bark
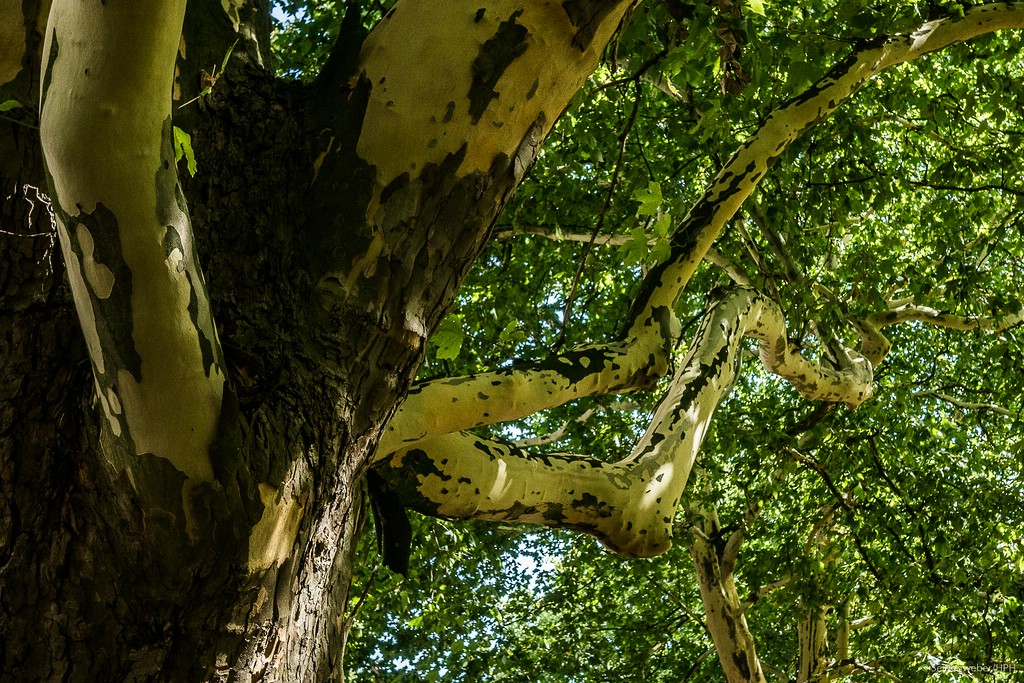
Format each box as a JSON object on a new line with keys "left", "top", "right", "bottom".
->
{"left": 40, "top": 0, "right": 225, "bottom": 485}
{"left": 305, "top": 0, "right": 634, "bottom": 350}
{"left": 380, "top": 3, "right": 1024, "bottom": 539}
{"left": 374, "top": 9, "right": 1024, "bottom": 679}
{"left": 355, "top": 0, "right": 627, "bottom": 219}
{"left": 379, "top": 287, "right": 871, "bottom": 556}
{"left": 797, "top": 608, "right": 830, "bottom": 682}
{"left": 855, "top": 302, "right": 1024, "bottom": 365}
{"left": 378, "top": 319, "right": 678, "bottom": 456}
{"left": 689, "top": 510, "right": 767, "bottom": 683}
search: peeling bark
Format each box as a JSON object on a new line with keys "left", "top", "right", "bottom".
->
{"left": 379, "top": 288, "right": 870, "bottom": 557}
{"left": 4, "top": 1, "right": 1024, "bottom": 679}
{"left": 41, "top": 0, "right": 226, "bottom": 485}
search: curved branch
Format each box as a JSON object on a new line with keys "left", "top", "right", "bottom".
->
{"left": 391, "top": 5, "right": 1024, "bottom": 454}
{"left": 40, "top": 0, "right": 225, "bottom": 481}
{"left": 873, "top": 302, "right": 1024, "bottom": 331}
{"left": 914, "top": 389, "right": 1012, "bottom": 416}
{"left": 377, "top": 288, "right": 871, "bottom": 556}
{"left": 510, "top": 401, "right": 641, "bottom": 448}
{"left": 377, "top": 306, "right": 680, "bottom": 455}
{"left": 854, "top": 302, "right": 1024, "bottom": 365}
{"left": 625, "top": 3, "right": 1024, "bottom": 339}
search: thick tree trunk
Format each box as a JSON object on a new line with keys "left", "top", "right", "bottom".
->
{"left": 0, "top": 70, "right": 378, "bottom": 683}
{"left": 2, "top": 0, "right": 635, "bottom": 679}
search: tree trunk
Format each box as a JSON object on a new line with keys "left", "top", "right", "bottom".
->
{"left": 688, "top": 506, "right": 767, "bottom": 683}
{"left": 1, "top": 0, "right": 635, "bottom": 679}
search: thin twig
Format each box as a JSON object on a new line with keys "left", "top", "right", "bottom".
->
{"left": 555, "top": 79, "right": 643, "bottom": 349}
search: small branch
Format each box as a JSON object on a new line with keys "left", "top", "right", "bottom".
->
{"left": 870, "top": 303, "right": 1024, "bottom": 332}
{"left": 914, "top": 389, "right": 1012, "bottom": 416}
{"left": 783, "top": 447, "right": 854, "bottom": 512}
{"left": 746, "top": 199, "right": 803, "bottom": 284}
{"left": 587, "top": 47, "right": 670, "bottom": 97}
{"left": 761, "top": 662, "right": 791, "bottom": 683}
{"left": 493, "top": 225, "right": 753, "bottom": 285}
{"left": 853, "top": 300, "right": 1024, "bottom": 366}
{"left": 510, "top": 401, "right": 640, "bottom": 448}
{"left": 743, "top": 576, "right": 791, "bottom": 611}
{"left": 556, "top": 79, "right": 643, "bottom": 349}
{"left": 907, "top": 179, "right": 1024, "bottom": 197}
{"left": 492, "top": 225, "right": 630, "bottom": 244}
{"left": 849, "top": 615, "right": 877, "bottom": 631}
{"left": 680, "top": 648, "right": 717, "bottom": 682}
{"left": 705, "top": 246, "right": 755, "bottom": 286}
{"left": 720, "top": 498, "right": 761, "bottom": 576}
{"left": 735, "top": 218, "right": 771, "bottom": 282}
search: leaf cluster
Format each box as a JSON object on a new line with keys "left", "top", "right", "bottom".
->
{"left": 273, "top": 2, "right": 1024, "bottom": 679}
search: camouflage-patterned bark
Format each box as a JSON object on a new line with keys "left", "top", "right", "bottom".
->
{"left": 3, "top": 0, "right": 1024, "bottom": 680}
{"left": 1, "top": 0, "right": 633, "bottom": 679}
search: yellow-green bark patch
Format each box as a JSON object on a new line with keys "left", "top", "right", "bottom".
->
{"left": 248, "top": 483, "right": 305, "bottom": 573}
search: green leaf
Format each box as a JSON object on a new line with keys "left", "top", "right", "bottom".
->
{"left": 633, "top": 181, "right": 663, "bottom": 216}
{"left": 650, "top": 238, "right": 671, "bottom": 264}
{"left": 172, "top": 126, "right": 198, "bottom": 177}
{"left": 747, "top": 0, "right": 766, "bottom": 16}
{"left": 652, "top": 213, "right": 672, "bottom": 238}
{"left": 0, "top": 100, "right": 22, "bottom": 112}
{"left": 619, "top": 226, "right": 650, "bottom": 266}
{"left": 432, "top": 316, "right": 465, "bottom": 361}
{"left": 498, "top": 321, "right": 527, "bottom": 346}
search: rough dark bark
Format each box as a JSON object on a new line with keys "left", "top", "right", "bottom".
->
{"left": 2, "top": 0, "right": 633, "bottom": 676}
{"left": 0, "top": 55, "right": 396, "bottom": 680}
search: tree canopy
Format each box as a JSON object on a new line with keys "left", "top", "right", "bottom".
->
{"left": 264, "top": 0, "right": 1024, "bottom": 679}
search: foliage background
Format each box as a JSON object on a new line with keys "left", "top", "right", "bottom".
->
{"left": 272, "top": 1, "right": 1024, "bottom": 680}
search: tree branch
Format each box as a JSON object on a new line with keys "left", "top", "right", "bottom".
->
{"left": 40, "top": 0, "right": 226, "bottom": 482}
{"left": 689, "top": 504, "right": 768, "bottom": 683}
{"left": 509, "top": 401, "right": 641, "bottom": 448}
{"left": 913, "top": 389, "right": 1012, "bottom": 416}
{"left": 493, "top": 225, "right": 753, "bottom": 284}
{"left": 624, "top": 2, "right": 1024, "bottom": 341}
{"left": 378, "top": 287, "right": 873, "bottom": 556}
{"left": 378, "top": 309, "right": 679, "bottom": 455}
{"left": 797, "top": 606, "right": 829, "bottom": 683}
{"left": 854, "top": 300, "right": 1024, "bottom": 365}
{"left": 743, "top": 576, "right": 791, "bottom": 611}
